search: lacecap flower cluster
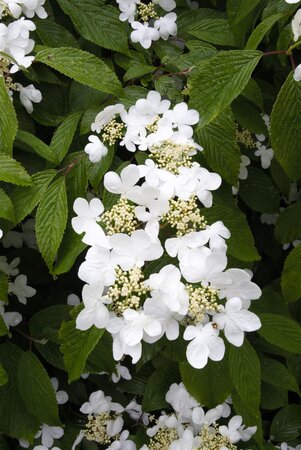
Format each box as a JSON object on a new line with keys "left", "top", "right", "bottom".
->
{"left": 73, "top": 383, "right": 256, "bottom": 449}
{"left": 72, "top": 90, "right": 262, "bottom": 370}
{"left": 0, "top": 0, "right": 46, "bottom": 112}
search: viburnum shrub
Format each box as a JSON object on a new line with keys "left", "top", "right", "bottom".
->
{"left": 1, "top": 0, "right": 301, "bottom": 449}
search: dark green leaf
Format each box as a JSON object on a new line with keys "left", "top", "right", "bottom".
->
{"left": 0, "top": 78, "right": 17, "bottom": 156}
{"left": 258, "top": 313, "right": 301, "bottom": 353}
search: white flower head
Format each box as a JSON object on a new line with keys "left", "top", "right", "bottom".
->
{"left": 35, "top": 424, "right": 64, "bottom": 448}
{"left": 51, "top": 378, "right": 68, "bottom": 405}
{"left": 84, "top": 135, "right": 108, "bottom": 163}
{"left": 8, "top": 274, "right": 36, "bottom": 304}
{"left": 92, "top": 104, "right": 126, "bottom": 133}
{"left": 294, "top": 63, "right": 301, "bottom": 81}
{"left": 16, "top": 83, "right": 42, "bottom": 113}
{"left": 130, "top": 22, "right": 160, "bottom": 49}
{"left": 154, "top": 12, "right": 177, "bottom": 40}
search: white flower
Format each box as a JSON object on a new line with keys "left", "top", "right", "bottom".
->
{"left": 285, "top": 0, "right": 300, "bottom": 3}
{"left": 8, "top": 274, "right": 36, "bottom": 304}
{"left": 72, "top": 197, "right": 104, "bottom": 234}
{"left": 260, "top": 212, "right": 279, "bottom": 225}
{"left": 84, "top": 135, "right": 108, "bottom": 163}
{"left": 238, "top": 155, "right": 250, "bottom": 180}
{"left": 35, "top": 424, "right": 64, "bottom": 448}
{"left": 130, "top": 22, "right": 160, "bottom": 49}
{"left": 76, "top": 280, "right": 111, "bottom": 331}
{"left": 294, "top": 63, "right": 301, "bottom": 81}
{"left": 143, "top": 296, "right": 183, "bottom": 340}
{"left": 92, "top": 104, "right": 126, "bottom": 133}
{"left": 255, "top": 144, "right": 274, "bottom": 169}
{"left": 178, "top": 165, "right": 221, "bottom": 207}
{"left": 165, "top": 383, "right": 198, "bottom": 417}
{"left": 51, "top": 378, "right": 68, "bottom": 405}
{"left": 78, "top": 246, "right": 116, "bottom": 286}
{"left": 219, "top": 415, "right": 256, "bottom": 443}
{"left": 125, "top": 400, "right": 149, "bottom": 425}
{"left": 16, "top": 83, "right": 42, "bottom": 113}
{"left": 135, "top": 90, "right": 171, "bottom": 118}
{"left": 112, "top": 362, "right": 132, "bottom": 383}
{"left": 80, "top": 390, "right": 123, "bottom": 415}
{"left": 292, "top": 9, "right": 301, "bottom": 41}
{"left": 67, "top": 293, "right": 80, "bottom": 306}
{"left": 6, "top": 0, "right": 47, "bottom": 19}
{"left": 33, "top": 446, "right": 61, "bottom": 450}
{"left": 179, "top": 247, "right": 227, "bottom": 284}
{"left": 153, "top": 0, "right": 176, "bottom": 11}
{"left": 2, "top": 231, "right": 23, "bottom": 248}
{"left": 154, "top": 13, "right": 177, "bottom": 40}
{"left": 118, "top": 1, "right": 137, "bottom": 23}
{"left": 213, "top": 297, "right": 261, "bottom": 347}
{"left": 184, "top": 322, "right": 225, "bottom": 369}
{"left": 163, "top": 102, "right": 199, "bottom": 136}
{"left": 169, "top": 429, "right": 201, "bottom": 450}
{"left": 0, "top": 256, "right": 20, "bottom": 276}
{"left": 104, "top": 164, "right": 141, "bottom": 197}
{"left": 0, "top": 301, "right": 22, "bottom": 328}
{"left": 106, "top": 430, "right": 136, "bottom": 450}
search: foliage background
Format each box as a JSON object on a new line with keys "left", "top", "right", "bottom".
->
{"left": 1, "top": 0, "right": 301, "bottom": 449}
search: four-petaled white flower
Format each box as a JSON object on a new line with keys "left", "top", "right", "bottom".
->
{"left": 219, "top": 415, "right": 256, "bottom": 443}
{"left": 84, "top": 135, "right": 108, "bottom": 163}
{"left": 34, "top": 424, "right": 64, "bottom": 448}
{"left": 130, "top": 22, "right": 160, "bottom": 49}
{"left": 154, "top": 12, "right": 177, "bottom": 40}
{"left": 76, "top": 280, "right": 112, "bottom": 330}
{"left": 8, "top": 274, "right": 36, "bottom": 304}
{"left": 16, "top": 83, "right": 42, "bottom": 113}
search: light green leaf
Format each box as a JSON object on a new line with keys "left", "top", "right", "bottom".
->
{"left": 239, "top": 167, "right": 280, "bottom": 213}
{"left": 228, "top": 340, "right": 261, "bottom": 416}
{"left": 10, "top": 169, "right": 56, "bottom": 223}
{"left": 0, "top": 316, "right": 8, "bottom": 337}
{"left": 258, "top": 313, "right": 301, "bottom": 353}
{"left": 186, "top": 18, "right": 235, "bottom": 46}
{"left": 275, "top": 201, "right": 301, "bottom": 244}
{"left": 180, "top": 359, "right": 233, "bottom": 408}
{"left": 271, "top": 73, "right": 301, "bottom": 180}
{"left": 282, "top": 245, "right": 301, "bottom": 303}
{"left": 0, "top": 154, "right": 31, "bottom": 186}
{"left": 59, "top": 306, "right": 104, "bottom": 382}
{"left": 196, "top": 110, "right": 240, "bottom": 185}
{"left": 270, "top": 405, "right": 301, "bottom": 441}
{"left": 190, "top": 50, "right": 262, "bottom": 126}
{"left": 0, "top": 364, "right": 8, "bottom": 387}
{"left": 35, "top": 19, "right": 80, "bottom": 48}
{"left": 0, "top": 189, "right": 15, "bottom": 223}
{"left": 36, "top": 177, "right": 68, "bottom": 270}
{"left": 16, "top": 130, "right": 57, "bottom": 163}
{"left": 246, "top": 14, "right": 283, "bottom": 50}
{"left": 35, "top": 47, "right": 123, "bottom": 97}
{"left": 123, "top": 64, "right": 156, "bottom": 82}
{"left": 0, "top": 343, "right": 39, "bottom": 440}
{"left": 201, "top": 205, "right": 260, "bottom": 261}
{"left": 50, "top": 112, "right": 81, "bottom": 164}
{"left": 0, "top": 77, "right": 17, "bottom": 156}
{"left": 261, "top": 357, "right": 300, "bottom": 394}
{"left": 17, "top": 352, "right": 61, "bottom": 426}
{"left": 57, "top": 0, "right": 129, "bottom": 54}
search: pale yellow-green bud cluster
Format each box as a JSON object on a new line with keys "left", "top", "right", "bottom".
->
{"left": 102, "top": 119, "right": 125, "bottom": 146}
{"left": 162, "top": 196, "right": 207, "bottom": 236}
{"left": 108, "top": 266, "right": 149, "bottom": 315}
{"left": 149, "top": 427, "right": 178, "bottom": 450}
{"left": 186, "top": 284, "right": 221, "bottom": 324}
{"left": 150, "top": 140, "right": 194, "bottom": 173}
{"left": 137, "top": 2, "right": 158, "bottom": 21}
{"left": 0, "top": 2, "right": 9, "bottom": 17}
{"left": 84, "top": 413, "right": 115, "bottom": 444}
{"left": 235, "top": 127, "right": 256, "bottom": 149}
{"left": 146, "top": 116, "right": 159, "bottom": 133}
{"left": 198, "top": 425, "right": 237, "bottom": 450}
{"left": 102, "top": 198, "right": 138, "bottom": 235}
{"left": 0, "top": 58, "right": 17, "bottom": 92}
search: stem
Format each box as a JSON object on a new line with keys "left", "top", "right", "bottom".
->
{"left": 263, "top": 50, "right": 287, "bottom": 56}
{"left": 286, "top": 40, "right": 301, "bottom": 55}
{"left": 57, "top": 154, "right": 86, "bottom": 176}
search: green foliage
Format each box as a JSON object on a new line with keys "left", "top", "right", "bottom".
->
{"left": 281, "top": 245, "right": 301, "bottom": 303}
{"left": 0, "top": 78, "right": 17, "bottom": 156}
{"left": 258, "top": 314, "right": 301, "bottom": 353}
{"left": 0, "top": 154, "right": 31, "bottom": 186}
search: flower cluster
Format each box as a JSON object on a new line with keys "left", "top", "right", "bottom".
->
{"left": 73, "top": 90, "right": 262, "bottom": 369}
{"left": 116, "top": 0, "right": 177, "bottom": 48}
{"left": 0, "top": 0, "right": 47, "bottom": 111}
{"left": 74, "top": 383, "right": 256, "bottom": 450}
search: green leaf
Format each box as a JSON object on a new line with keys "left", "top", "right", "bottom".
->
{"left": 10, "top": 169, "right": 56, "bottom": 223}
{"left": 275, "top": 201, "right": 301, "bottom": 244}
{"left": 142, "top": 362, "right": 179, "bottom": 411}
{"left": 35, "top": 47, "right": 123, "bottom": 97}
{"left": 282, "top": 245, "right": 301, "bottom": 303}
{"left": 57, "top": 0, "right": 128, "bottom": 54}
{"left": 271, "top": 73, "right": 301, "bottom": 180}
{"left": 59, "top": 306, "right": 104, "bottom": 382}
{"left": 190, "top": 50, "right": 262, "bottom": 126}
{"left": 0, "top": 316, "right": 8, "bottom": 337}
{"left": 202, "top": 205, "right": 260, "bottom": 261}
{"left": 186, "top": 18, "right": 235, "bottom": 46}
{"left": 228, "top": 340, "right": 261, "bottom": 416}
{"left": 0, "top": 189, "right": 15, "bottom": 223}
{"left": 245, "top": 14, "right": 283, "bottom": 50}
{"left": 270, "top": 405, "right": 301, "bottom": 441}
{"left": 258, "top": 313, "right": 301, "bottom": 353}
{"left": 0, "top": 343, "right": 39, "bottom": 440}
{"left": 50, "top": 112, "right": 81, "bottom": 164}
{"left": 261, "top": 382, "right": 288, "bottom": 410}
{"left": 241, "top": 79, "right": 264, "bottom": 110}
{"left": 231, "top": 389, "right": 263, "bottom": 446}
{"left": 123, "top": 64, "right": 156, "bottom": 82}
{"left": 196, "top": 110, "right": 240, "bottom": 185}
{"left": 53, "top": 225, "right": 87, "bottom": 275}
{"left": 0, "top": 154, "right": 31, "bottom": 186}
{"left": 17, "top": 352, "right": 61, "bottom": 426}
{"left": 227, "top": 0, "right": 262, "bottom": 25}
{"left": 232, "top": 97, "right": 267, "bottom": 134}
{"left": 16, "top": 130, "right": 57, "bottom": 163}
{"left": 261, "top": 357, "right": 300, "bottom": 394}
{"left": 180, "top": 359, "right": 233, "bottom": 408}
{"left": 239, "top": 167, "right": 280, "bottom": 213}
{"left": 35, "top": 19, "right": 80, "bottom": 48}
{"left": 0, "top": 364, "right": 8, "bottom": 387}
{"left": 0, "top": 272, "right": 8, "bottom": 304}
{"left": 85, "top": 332, "right": 116, "bottom": 375}
{"left": 88, "top": 146, "right": 115, "bottom": 191}
{"left": 0, "top": 77, "right": 17, "bottom": 156}
{"left": 36, "top": 177, "right": 68, "bottom": 270}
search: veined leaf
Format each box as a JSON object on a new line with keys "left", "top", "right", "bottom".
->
{"left": 258, "top": 313, "right": 301, "bottom": 353}
{"left": 50, "top": 112, "right": 81, "bottom": 164}
{"left": 0, "top": 77, "right": 17, "bottom": 156}
{"left": 275, "top": 200, "right": 301, "bottom": 244}
{"left": 246, "top": 14, "right": 283, "bottom": 50}
{"left": 16, "top": 130, "right": 57, "bottom": 163}
{"left": 0, "top": 154, "right": 31, "bottom": 186}
{"left": 0, "top": 189, "right": 15, "bottom": 223}
{"left": 282, "top": 245, "right": 301, "bottom": 303}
